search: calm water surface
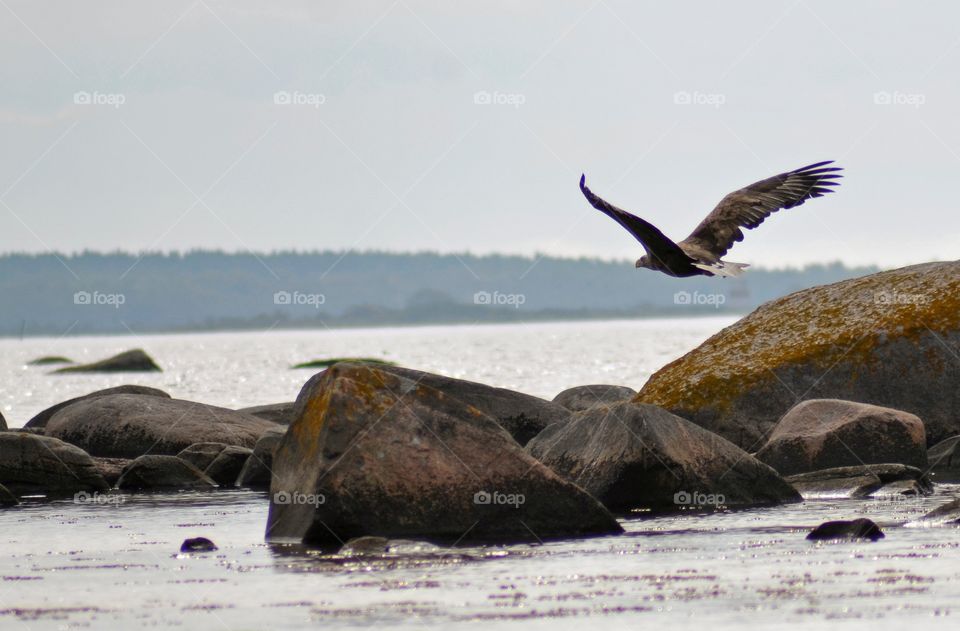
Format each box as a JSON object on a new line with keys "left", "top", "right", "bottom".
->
{"left": 1, "top": 318, "right": 958, "bottom": 630}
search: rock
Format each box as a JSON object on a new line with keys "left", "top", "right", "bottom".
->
{"left": 236, "top": 402, "right": 295, "bottom": 425}
{"left": 916, "top": 498, "right": 960, "bottom": 525}
{"left": 373, "top": 364, "right": 572, "bottom": 446}
{"left": 0, "top": 483, "right": 19, "bottom": 506}
{"left": 24, "top": 385, "right": 171, "bottom": 429}
{"left": 292, "top": 357, "right": 395, "bottom": 369}
{"left": 785, "top": 464, "right": 933, "bottom": 499}
{"left": 236, "top": 427, "right": 285, "bottom": 488}
{"left": 116, "top": 455, "right": 217, "bottom": 490}
{"left": 0, "top": 433, "right": 108, "bottom": 497}
{"left": 637, "top": 262, "right": 960, "bottom": 449}
{"left": 177, "top": 443, "right": 230, "bottom": 472}
{"left": 180, "top": 537, "right": 217, "bottom": 553}
{"left": 52, "top": 349, "right": 161, "bottom": 374}
{"left": 27, "top": 356, "right": 73, "bottom": 366}
{"left": 806, "top": 518, "right": 885, "bottom": 541}
{"left": 928, "top": 436, "right": 960, "bottom": 482}
{"left": 338, "top": 536, "right": 391, "bottom": 556}
{"left": 552, "top": 385, "right": 637, "bottom": 412}
{"left": 526, "top": 401, "right": 800, "bottom": 513}
{"left": 45, "top": 394, "right": 277, "bottom": 458}
{"left": 12, "top": 427, "right": 44, "bottom": 435}
{"left": 92, "top": 457, "right": 131, "bottom": 487}
{"left": 266, "top": 363, "right": 621, "bottom": 545}
{"left": 756, "top": 400, "right": 927, "bottom": 476}
{"left": 203, "top": 446, "right": 252, "bottom": 486}
{"left": 0, "top": 410, "right": 6, "bottom": 430}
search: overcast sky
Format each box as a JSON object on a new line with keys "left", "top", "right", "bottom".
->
{"left": 1, "top": 0, "right": 958, "bottom": 267}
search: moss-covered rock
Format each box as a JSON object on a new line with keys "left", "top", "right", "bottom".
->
{"left": 52, "top": 349, "right": 161, "bottom": 373}
{"left": 637, "top": 261, "right": 960, "bottom": 450}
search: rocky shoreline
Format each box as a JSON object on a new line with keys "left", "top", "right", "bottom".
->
{"left": 2, "top": 261, "right": 959, "bottom": 548}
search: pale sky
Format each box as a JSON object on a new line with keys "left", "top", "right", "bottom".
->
{"left": 1, "top": 0, "right": 958, "bottom": 267}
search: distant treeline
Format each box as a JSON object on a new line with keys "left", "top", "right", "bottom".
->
{"left": 0, "top": 250, "right": 878, "bottom": 336}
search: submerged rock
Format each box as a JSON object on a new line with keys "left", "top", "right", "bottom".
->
{"left": 292, "top": 357, "right": 395, "bottom": 369}
{"left": 177, "top": 443, "right": 230, "bottom": 472}
{"left": 807, "top": 518, "right": 885, "bottom": 541}
{"left": 552, "top": 384, "right": 637, "bottom": 412}
{"left": 237, "top": 402, "right": 295, "bottom": 425}
{"left": 927, "top": 436, "right": 960, "bottom": 482}
{"left": 266, "top": 363, "right": 621, "bottom": 545}
{"left": 756, "top": 399, "right": 927, "bottom": 476}
{"left": 45, "top": 394, "right": 277, "bottom": 458}
{"left": 373, "top": 364, "right": 571, "bottom": 446}
{"left": 785, "top": 464, "right": 932, "bottom": 499}
{"left": 24, "top": 385, "right": 171, "bottom": 429}
{"left": 236, "top": 427, "right": 285, "bottom": 489}
{"left": 52, "top": 349, "right": 162, "bottom": 373}
{"left": 916, "top": 498, "right": 960, "bottom": 525}
{"left": 0, "top": 433, "right": 108, "bottom": 497}
{"left": 180, "top": 537, "right": 218, "bottom": 553}
{"left": 526, "top": 401, "right": 800, "bottom": 513}
{"left": 203, "top": 446, "right": 252, "bottom": 486}
{"left": 27, "top": 356, "right": 73, "bottom": 366}
{"left": 637, "top": 262, "right": 960, "bottom": 449}
{"left": 117, "top": 455, "right": 217, "bottom": 490}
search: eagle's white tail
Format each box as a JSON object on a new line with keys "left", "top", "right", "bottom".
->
{"left": 692, "top": 260, "right": 750, "bottom": 277}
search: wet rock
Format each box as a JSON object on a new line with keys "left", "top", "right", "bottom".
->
{"left": 552, "top": 384, "right": 637, "bottom": 412}
{"left": 527, "top": 401, "right": 800, "bottom": 513}
{"left": 916, "top": 498, "right": 960, "bottom": 525}
{"left": 27, "top": 356, "right": 73, "bottom": 366}
{"left": 177, "top": 443, "right": 230, "bottom": 472}
{"left": 785, "top": 464, "right": 932, "bottom": 499}
{"left": 92, "top": 457, "right": 131, "bottom": 487}
{"left": 116, "top": 455, "right": 216, "bottom": 490}
{"left": 52, "top": 349, "right": 162, "bottom": 373}
{"left": 292, "top": 357, "right": 395, "bottom": 370}
{"left": 0, "top": 433, "right": 108, "bottom": 497}
{"left": 236, "top": 402, "right": 295, "bottom": 425}
{"left": 756, "top": 400, "right": 927, "bottom": 476}
{"left": 373, "top": 364, "right": 571, "bottom": 446}
{"left": 806, "top": 518, "right": 885, "bottom": 541}
{"left": 180, "top": 537, "right": 217, "bottom": 553}
{"left": 0, "top": 483, "right": 19, "bottom": 506}
{"left": 637, "top": 262, "right": 960, "bottom": 449}
{"left": 12, "top": 427, "right": 45, "bottom": 436}
{"left": 45, "top": 394, "right": 277, "bottom": 458}
{"left": 236, "top": 427, "right": 285, "bottom": 489}
{"left": 928, "top": 435, "right": 960, "bottom": 482}
{"left": 24, "top": 385, "right": 171, "bottom": 429}
{"left": 266, "top": 363, "right": 621, "bottom": 545}
{"left": 338, "top": 536, "right": 439, "bottom": 556}
{"left": 203, "top": 446, "right": 252, "bottom": 486}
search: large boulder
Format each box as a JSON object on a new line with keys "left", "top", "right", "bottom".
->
{"left": 24, "top": 385, "right": 171, "bottom": 429}
{"left": 372, "top": 365, "right": 571, "bottom": 446}
{"left": 784, "top": 464, "right": 932, "bottom": 499}
{"left": 266, "top": 363, "right": 621, "bottom": 545}
{"left": 552, "top": 385, "right": 637, "bottom": 412}
{"left": 237, "top": 402, "right": 295, "bottom": 425}
{"left": 928, "top": 436, "right": 960, "bottom": 482}
{"left": 236, "top": 427, "right": 285, "bottom": 488}
{"left": 755, "top": 399, "right": 926, "bottom": 476}
{"left": 45, "top": 394, "right": 277, "bottom": 458}
{"left": 526, "top": 401, "right": 799, "bottom": 512}
{"left": 116, "top": 455, "right": 216, "bottom": 490}
{"left": 52, "top": 349, "right": 161, "bottom": 374}
{"left": 637, "top": 262, "right": 960, "bottom": 449}
{"left": 0, "top": 433, "right": 108, "bottom": 497}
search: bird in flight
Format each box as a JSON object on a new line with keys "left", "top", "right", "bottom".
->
{"left": 579, "top": 161, "right": 842, "bottom": 277}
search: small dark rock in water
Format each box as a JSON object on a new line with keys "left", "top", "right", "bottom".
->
{"left": 180, "top": 537, "right": 217, "bottom": 553}
{"left": 552, "top": 384, "right": 637, "bottom": 412}
{"left": 0, "top": 483, "right": 19, "bottom": 507}
{"left": 928, "top": 435, "right": 960, "bottom": 482}
{"left": 24, "top": 385, "right": 171, "bottom": 429}
{"left": 27, "top": 356, "right": 73, "bottom": 366}
{"left": 915, "top": 498, "right": 960, "bottom": 525}
{"left": 292, "top": 357, "right": 395, "bottom": 369}
{"left": 807, "top": 518, "right": 885, "bottom": 541}
{"left": 339, "top": 536, "right": 391, "bottom": 556}
{"left": 116, "top": 455, "right": 217, "bottom": 490}
{"left": 52, "top": 349, "right": 162, "bottom": 374}
{"left": 236, "top": 402, "right": 295, "bottom": 425}
{"left": 203, "top": 446, "right": 252, "bottom": 486}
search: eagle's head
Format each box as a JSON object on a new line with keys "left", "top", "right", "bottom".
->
{"left": 635, "top": 255, "right": 653, "bottom": 270}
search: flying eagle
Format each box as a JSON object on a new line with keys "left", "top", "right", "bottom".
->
{"left": 580, "top": 161, "right": 842, "bottom": 277}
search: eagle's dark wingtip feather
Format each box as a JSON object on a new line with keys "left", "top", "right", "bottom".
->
{"left": 579, "top": 174, "right": 586, "bottom": 190}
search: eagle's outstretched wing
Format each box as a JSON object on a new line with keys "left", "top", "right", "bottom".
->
{"left": 679, "top": 161, "right": 842, "bottom": 262}
{"left": 579, "top": 175, "right": 688, "bottom": 265}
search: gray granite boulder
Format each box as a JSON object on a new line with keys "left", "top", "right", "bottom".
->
{"left": 24, "top": 385, "right": 170, "bottom": 429}
{"left": 0, "top": 433, "right": 108, "bottom": 497}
